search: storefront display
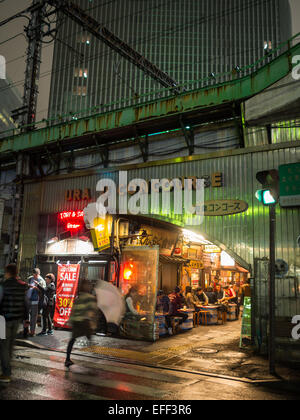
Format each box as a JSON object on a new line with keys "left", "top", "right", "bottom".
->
{"left": 26, "top": 179, "right": 250, "bottom": 342}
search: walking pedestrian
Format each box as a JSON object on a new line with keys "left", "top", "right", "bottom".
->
{"left": 35, "top": 274, "right": 56, "bottom": 336}
{"left": 27, "top": 268, "right": 46, "bottom": 337}
{"left": 0, "top": 264, "right": 29, "bottom": 383}
{"left": 65, "top": 279, "right": 98, "bottom": 368}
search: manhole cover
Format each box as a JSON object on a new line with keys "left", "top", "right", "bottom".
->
{"left": 192, "top": 347, "right": 219, "bottom": 355}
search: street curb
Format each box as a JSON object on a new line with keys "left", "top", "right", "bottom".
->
{"left": 15, "top": 339, "right": 56, "bottom": 351}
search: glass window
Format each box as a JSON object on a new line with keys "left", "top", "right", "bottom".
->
{"left": 119, "top": 246, "right": 159, "bottom": 340}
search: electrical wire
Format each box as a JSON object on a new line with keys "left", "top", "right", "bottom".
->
{"left": 0, "top": 0, "right": 297, "bottom": 133}
{"left": 0, "top": 0, "right": 278, "bottom": 96}
{"left": 0, "top": 0, "right": 171, "bottom": 93}
{"left": 30, "top": 126, "right": 285, "bottom": 175}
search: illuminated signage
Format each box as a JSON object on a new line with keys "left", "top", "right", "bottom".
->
{"left": 60, "top": 210, "right": 84, "bottom": 221}
{"left": 90, "top": 215, "right": 113, "bottom": 251}
{"left": 59, "top": 210, "right": 84, "bottom": 231}
{"left": 204, "top": 245, "right": 221, "bottom": 253}
{"left": 65, "top": 189, "right": 91, "bottom": 202}
{"left": 189, "top": 260, "right": 204, "bottom": 269}
{"left": 203, "top": 200, "right": 248, "bottom": 216}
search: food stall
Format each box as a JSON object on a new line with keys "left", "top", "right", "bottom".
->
{"left": 118, "top": 246, "right": 160, "bottom": 341}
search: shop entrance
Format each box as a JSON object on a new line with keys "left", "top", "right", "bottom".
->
{"left": 115, "top": 217, "right": 251, "bottom": 341}
{"left": 36, "top": 255, "right": 109, "bottom": 289}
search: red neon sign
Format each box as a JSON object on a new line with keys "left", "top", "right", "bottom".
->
{"left": 59, "top": 210, "right": 84, "bottom": 231}
{"left": 59, "top": 210, "right": 84, "bottom": 221}
{"left": 67, "top": 223, "right": 81, "bottom": 230}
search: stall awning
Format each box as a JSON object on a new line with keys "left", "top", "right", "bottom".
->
{"left": 159, "top": 255, "right": 190, "bottom": 265}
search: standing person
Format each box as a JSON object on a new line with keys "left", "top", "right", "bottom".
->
{"left": 230, "top": 284, "right": 240, "bottom": 318}
{"left": 65, "top": 279, "right": 98, "bottom": 368}
{"left": 0, "top": 264, "right": 29, "bottom": 383}
{"left": 215, "top": 284, "right": 228, "bottom": 324}
{"left": 27, "top": 268, "right": 46, "bottom": 337}
{"left": 35, "top": 274, "right": 56, "bottom": 336}
{"left": 241, "top": 278, "right": 252, "bottom": 305}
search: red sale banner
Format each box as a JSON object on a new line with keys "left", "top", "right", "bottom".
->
{"left": 53, "top": 264, "right": 80, "bottom": 329}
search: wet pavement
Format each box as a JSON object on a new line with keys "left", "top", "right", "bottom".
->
{"left": 1, "top": 346, "right": 299, "bottom": 401}
{"left": 15, "top": 319, "right": 300, "bottom": 383}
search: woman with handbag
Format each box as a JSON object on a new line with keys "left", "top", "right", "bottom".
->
{"left": 65, "top": 279, "right": 98, "bottom": 368}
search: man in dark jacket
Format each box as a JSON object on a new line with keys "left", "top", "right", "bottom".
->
{"left": 168, "top": 286, "right": 188, "bottom": 326}
{"left": 0, "top": 264, "right": 29, "bottom": 383}
{"left": 36, "top": 273, "right": 56, "bottom": 336}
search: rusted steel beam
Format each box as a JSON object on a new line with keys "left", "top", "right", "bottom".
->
{"left": 1, "top": 41, "right": 300, "bottom": 157}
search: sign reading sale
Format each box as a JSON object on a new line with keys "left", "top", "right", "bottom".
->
{"left": 53, "top": 264, "right": 80, "bottom": 329}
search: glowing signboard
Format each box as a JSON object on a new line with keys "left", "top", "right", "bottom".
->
{"left": 59, "top": 210, "right": 84, "bottom": 231}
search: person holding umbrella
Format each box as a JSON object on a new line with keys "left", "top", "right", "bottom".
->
{"left": 65, "top": 279, "right": 98, "bottom": 368}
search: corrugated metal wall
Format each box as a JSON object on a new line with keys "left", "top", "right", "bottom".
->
{"left": 245, "top": 120, "right": 300, "bottom": 148}
{"left": 22, "top": 145, "right": 299, "bottom": 278}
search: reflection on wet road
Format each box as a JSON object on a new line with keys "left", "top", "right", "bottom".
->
{"left": 0, "top": 347, "right": 298, "bottom": 400}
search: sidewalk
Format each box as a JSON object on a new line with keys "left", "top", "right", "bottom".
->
{"left": 15, "top": 319, "right": 300, "bottom": 384}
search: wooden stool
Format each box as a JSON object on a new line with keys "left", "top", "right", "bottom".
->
{"left": 200, "top": 311, "right": 209, "bottom": 326}
{"left": 193, "top": 311, "right": 201, "bottom": 327}
{"left": 193, "top": 312, "right": 198, "bottom": 327}
{"left": 218, "top": 310, "right": 227, "bottom": 324}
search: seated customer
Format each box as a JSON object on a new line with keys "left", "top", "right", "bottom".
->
{"left": 124, "top": 287, "right": 143, "bottom": 320}
{"left": 195, "top": 287, "right": 209, "bottom": 306}
{"left": 205, "top": 287, "right": 216, "bottom": 304}
{"left": 169, "top": 286, "right": 188, "bottom": 326}
{"left": 184, "top": 286, "right": 201, "bottom": 312}
{"left": 156, "top": 288, "right": 173, "bottom": 336}
{"left": 215, "top": 284, "right": 226, "bottom": 303}
{"left": 156, "top": 288, "right": 171, "bottom": 313}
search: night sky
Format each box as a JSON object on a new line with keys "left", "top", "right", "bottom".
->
{"left": 0, "top": 0, "right": 300, "bottom": 122}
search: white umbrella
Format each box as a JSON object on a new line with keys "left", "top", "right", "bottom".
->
{"left": 95, "top": 280, "right": 125, "bottom": 325}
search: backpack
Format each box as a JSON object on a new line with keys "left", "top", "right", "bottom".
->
{"left": 30, "top": 288, "right": 39, "bottom": 302}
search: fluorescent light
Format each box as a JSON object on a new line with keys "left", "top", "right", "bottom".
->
{"left": 182, "top": 229, "right": 212, "bottom": 245}
{"left": 47, "top": 237, "right": 58, "bottom": 244}
{"left": 221, "top": 251, "right": 235, "bottom": 267}
{"left": 88, "top": 261, "right": 108, "bottom": 264}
